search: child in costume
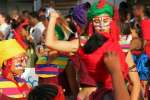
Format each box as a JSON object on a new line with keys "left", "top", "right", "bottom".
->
{"left": 0, "top": 39, "right": 31, "bottom": 100}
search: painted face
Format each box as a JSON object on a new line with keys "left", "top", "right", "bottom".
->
{"left": 11, "top": 54, "right": 28, "bottom": 76}
{"left": 93, "top": 14, "right": 112, "bottom": 33}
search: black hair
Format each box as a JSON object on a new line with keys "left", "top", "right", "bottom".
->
{"left": 0, "top": 10, "right": 9, "bottom": 23}
{"left": 29, "top": 12, "right": 40, "bottom": 21}
{"left": 134, "top": 2, "right": 150, "bottom": 18}
{"left": 119, "top": 1, "right": 134, "bottom": 35}
{"left": 120, "top": 22, "right": 131, "bottom": 35}
{"left": 38, "top": 7, "right": 46, "bottom": 13}
{"left": 38, "top": 15, "right": 48, "bottom": 22}
{"left": 22, "top": 10, "right": 30, "bottom": 17}
{"left": 83, "top": 2, "right": 91, "bottom": 10}
{"left": 11, "top": 16, "right": 24, "bottom": 29}
{"left": 23, "top": 24, "right": 31, "bottom": 33}
{"left": 144, "top": 6, "right": 150, "bottom": 18}
{"left": 0, "top": 10, "right": 7, "bottom": 18}
{"left": 119, "top": 1, "right": 129, "bottom": 22}
{"left": 28, "top": 84, "right": 58, "bottom": 100}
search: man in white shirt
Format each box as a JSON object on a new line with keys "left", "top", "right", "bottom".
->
{"left": 28, "top": 12, "right": 45, "bottom": 45}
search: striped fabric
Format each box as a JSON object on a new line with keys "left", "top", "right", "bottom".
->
{"left": 35, "top": 56, "right": 69, "bottom": 78}
{"left": 119, "top": 35, "right": 132, "bottom": 52}
{"left": 0, "top": 76, "right": 30, "bottom": 99}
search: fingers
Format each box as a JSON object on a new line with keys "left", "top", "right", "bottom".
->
{"left": 104, "top": 51, "right": 118, "bottom": 64}
{"left": 104, "top": 51, "right": 118, "bottom": 57}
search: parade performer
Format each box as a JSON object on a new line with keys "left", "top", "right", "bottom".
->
{"left": 0, "top": 39, "right": 31, "bottom": 100}
{"left": 77, "top": 0, "right": 129, "bottom": 99}
{"left": 46, "top": 0, "right": 129, "bottom": 99}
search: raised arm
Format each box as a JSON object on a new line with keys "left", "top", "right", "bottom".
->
{"left": 104, "top": 51, "right": 130, "bottom": 100}
{"left": 45, "top": 12, "right": 79, "bottom": 52}
{"left": 126, "top": 51, "right": 141, "bottom": 100}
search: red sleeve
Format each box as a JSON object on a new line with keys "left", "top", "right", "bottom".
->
{"left": 110, "top": 21, "right": 120, "bottom": 41}
{"left": 54, "top": 86, "right": 65, "bottom": 100}
{"left": 13, "top": 29, "right": 28, "bottom": 50}
{"left": 141, "top": 19, "right": 150, "bottom": 40}
{"left": 0, "top": 94, "right": 11, "bottom": 100}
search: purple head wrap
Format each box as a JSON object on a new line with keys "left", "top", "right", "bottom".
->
{"left": 72, "top": 2, "right": 91, "bottom": 27}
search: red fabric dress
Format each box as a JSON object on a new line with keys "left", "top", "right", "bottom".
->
{"left": 78, "top": 21, "right": 128, "bottom": 89}
{"left": 141, "top": 18, "right": 150, "bottom": 58}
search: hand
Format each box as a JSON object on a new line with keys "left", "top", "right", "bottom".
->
{"left": 104, "top": 51, "right": 121, "bottom": 75}
{"left": 50, "top": 11, "right": 59, "bottom": 19}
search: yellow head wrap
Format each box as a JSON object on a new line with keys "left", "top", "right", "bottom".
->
{"left": 0, "top": 39, "right": 25, "bottom": 67}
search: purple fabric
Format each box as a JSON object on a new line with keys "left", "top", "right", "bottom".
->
{"left": 72, "top": 2, "right": 90, "bottom": 27}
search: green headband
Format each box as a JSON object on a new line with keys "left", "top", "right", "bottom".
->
{"left": 87, "top": 1, "right": 114, "bottom": 21}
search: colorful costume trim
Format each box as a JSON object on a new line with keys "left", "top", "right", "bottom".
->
{"left": 35, "top": 56, "right": 69, "bottom": 78}
{"left": 0, "top": 76, "right": 30, "bottom": 98}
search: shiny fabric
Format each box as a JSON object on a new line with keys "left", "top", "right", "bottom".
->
{"left": 132, "top": 53, "right": 150, "bottom": 80}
